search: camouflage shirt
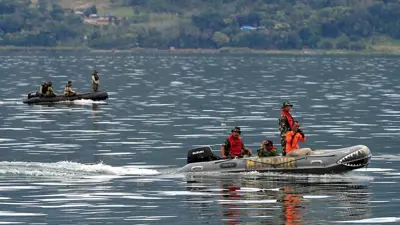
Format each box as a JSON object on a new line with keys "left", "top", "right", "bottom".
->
{"left": 278, "top": 114, "right": 292, "bottom": 136}
{"left": 257, "top": 148, "right": 279, "bottom": 157}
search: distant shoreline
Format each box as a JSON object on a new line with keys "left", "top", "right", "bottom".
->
{"left": 1, "top": 45, "right": 400, "bottom": 55}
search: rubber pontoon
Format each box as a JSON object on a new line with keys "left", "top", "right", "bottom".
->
{"left": 22, "top": 91, "right": 108, "bottom": 104}
{"left": 178, "top": 145, "right": 372, "bottom": 174}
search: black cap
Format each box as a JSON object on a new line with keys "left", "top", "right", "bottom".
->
{"left": 231, "top": 126, "right": 241, "bottom": 133}
{"left": 265, "top": 140, "right": 273, "bottom": 146}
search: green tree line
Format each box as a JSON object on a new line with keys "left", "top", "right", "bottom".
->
{"left": 1, "top": 0, "right": 400, "bottom": 50}
{"left": 0, "top": 0, "right": 86, "bottom": 47}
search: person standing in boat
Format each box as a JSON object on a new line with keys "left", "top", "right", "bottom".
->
{"left": 279, "top": 100, "right": 295, "bottom": 156}
{"left": 64, "top": 81, "right": 77, "bottom": 97}
{"left": 285, "top": 121, "right": 313, "bottom": 157}
{"left": 257, "top": 140, "right": 279, "bottom": 157}
{"left": 220, "top": 126, "right": 253, "bottom": 159}
{"left": 91, "top": 70, "right": 100, "bottom": 92}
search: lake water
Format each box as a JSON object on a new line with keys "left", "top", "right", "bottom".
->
{"left": 0, "top": 52, "right": 399, "bottom": 224}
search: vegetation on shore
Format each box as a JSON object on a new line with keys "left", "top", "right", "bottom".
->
{"left": 1, "top": 0, "right": 400, "bottom": 52}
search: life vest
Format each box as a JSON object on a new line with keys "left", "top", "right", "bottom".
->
{"left": 285, "top": 131, "right": 306, "bottom": 153}
{"left": 93, "top": 74, "right": 99, "bottom": 81}
{"left": 281, "top": 110, "right": 294, "bottom": 131}
{"left": 41, "top": 84, "right": 48, "bottom": 94}
{"left": 228, "top": 135, "right": 243, "bottom": 156}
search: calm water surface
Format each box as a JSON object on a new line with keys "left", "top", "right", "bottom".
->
{"left": 0, "top": 52, "right": 399, "bottom": 224}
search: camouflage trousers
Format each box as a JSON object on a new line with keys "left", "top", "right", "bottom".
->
{"left": 92, "top": 83, "right": 99, "bottom": 92}
{"left": 280, "top": 133, "right": 286, "bottom": 156}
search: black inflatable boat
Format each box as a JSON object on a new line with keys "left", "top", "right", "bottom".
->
{"left": 23, "top": 91, "right": 108, "bottom": 104}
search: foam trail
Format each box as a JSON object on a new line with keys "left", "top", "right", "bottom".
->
{"left": 46, "top": 99, "right": 108, "bottom": 105}
{"left": 0, "top": 161, "right": 159, "bottom": 177}
{"left": 66, "top": 99, "right": 108, "bottom": 105}
{"left": 0, "top": 100, "right": 23, "bottom": 105}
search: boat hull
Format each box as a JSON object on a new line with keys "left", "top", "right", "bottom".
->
{"left": 178, "top": 145, "right": 372, "bottom": 174}
{"left": 22, "top": 91, "right": 108, "bottom": 104}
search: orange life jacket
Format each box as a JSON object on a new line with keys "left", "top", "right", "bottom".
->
{"left": 228, "top": 135, "right": 243, "bottom": 156}
{"left": 285, "top": 131, "right": 306, "bottom": 153}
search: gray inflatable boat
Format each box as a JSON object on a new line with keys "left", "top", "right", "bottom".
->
{"left": 23, "top": 91, "right": 108, "bottom": 104}
{"left": 178, "top": 145, "right": 372, "bottom": 174}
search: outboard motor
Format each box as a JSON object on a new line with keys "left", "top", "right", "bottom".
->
{"left": 187, "top": 146, "right": 220, "bottom": 164}
{"left": 27, "top": 92, "right": 40, "bottom": 99}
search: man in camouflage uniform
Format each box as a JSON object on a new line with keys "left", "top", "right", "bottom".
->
{"left": 257, "top": 140, "right": 279, "bottom": 157}
{"left": 278, "top": 101, "right": 295, "bottom": 156}
{"left": 91, "top": 70, "right": 100, "bottom": 92}
{"left": 221, "top": 126, "right": 253, "bottom": 159}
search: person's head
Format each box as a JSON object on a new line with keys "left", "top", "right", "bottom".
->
{"left": 48, "top": 81, "right": 52, "bottom": 87}
{"left": 292, "top": 120, "right": 300, "bottom": 131}
{"left": 281, "top": 100, "right": 293, "bottom": 112}
{"left": 43, "top": 82, "right": 48, "bottom": 86}
{"left": 263, "top": 140, "right": 274, "bottom": 150}
{"left": 67, "top": 81, "right": 72, "bottom": 87}
{"left": 93, "top": 70, "right": 98, "bottom": 75}
{"left": 231, "top": 126, "right": 241, "bottom": 138}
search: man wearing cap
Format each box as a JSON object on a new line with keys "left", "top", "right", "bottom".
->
{"left": 39, "top": 82, "right": 48, "bottom": 97}
{"left": 257, "top": 140, "right": 279, "bottom": 157}
{"left": 91, "top": 70, "right": 100, "bottom": 92}
{"left": 221, "top": 126, "right": 253, "bottom": 159}
{"left": 279, "top": 100, "right": 295, "bottom": 156}
{"left": 64, "top": 81, "right": 77, "bottom": 97}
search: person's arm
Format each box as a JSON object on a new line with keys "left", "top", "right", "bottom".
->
{"left": 50, "top": 87, "right": 57, "bottom": 96}
{"left": 92, "top": 75, "right": 99, "bottom": 84}
{"left": 242, "top": 143, "right": 252, "bottom": 156}
{"left": 279, "top": 115, "right": 286, "bottom": 131}
{"left": 260, "top": 140, "right": 267, "bottom": 149}
{"left": 257, "top": 148, "right": 262, "bottom": 157}
{"left": 221, "top": 139, "right": 230, "bottom": 158}
{"left": 220, "top": 145, "right": 226, "bottom": 158}
{"left": 296, "top": 131, "right": 306, "bottom": 142}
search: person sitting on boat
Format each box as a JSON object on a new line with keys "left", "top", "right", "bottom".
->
{"left": 64, "top": 81, "right": 77, "bottom": 97}
{"left": 220, "top": 126, "right": 252, "bottom": 159}
{"left": 285, "top": 121, "right": 313, "bottom": 157}
{"left": 91, "top": 70, "right": 100, "bottom": 92}
{"left": 39, "top": 82, "right": 48, "bottom": 97}
{"left": 44, "top": 81, "right": 57, "bottom": 97}
{"left": 257, "top": 140, "right": 279, "bottom": 157}
{"left": 279, "top": 100, "right": 295, "bottom": 156}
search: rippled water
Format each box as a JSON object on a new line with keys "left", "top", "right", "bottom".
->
{"left": 0, "top": 52, "right": 400, "bottom": 224}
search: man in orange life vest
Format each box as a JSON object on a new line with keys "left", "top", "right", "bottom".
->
{"left": 221, "top": 126, "right": 253, "bottom": 159}
{"left": 285, "top": 121, "right": 313, "bottom": 157}
{"left": 279, "top": 100, "right": 295, "bottom": 156}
